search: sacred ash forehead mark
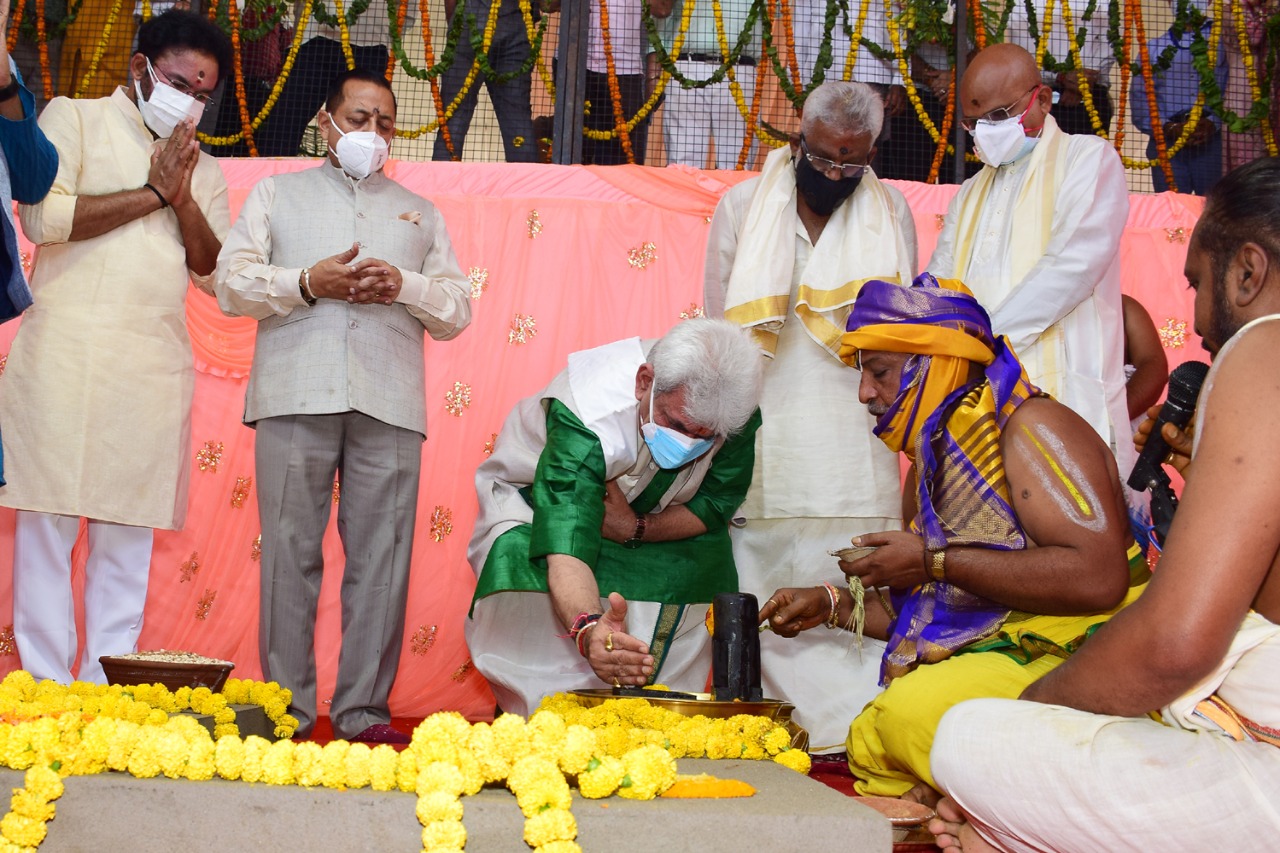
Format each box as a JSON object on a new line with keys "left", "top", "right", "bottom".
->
{"left": 1014, "top": 423, "right": 1108, "bottom": 533}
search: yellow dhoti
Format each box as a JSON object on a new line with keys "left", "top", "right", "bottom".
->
{"left": 847, "top": 578, "right": 1148, "bottom": 797}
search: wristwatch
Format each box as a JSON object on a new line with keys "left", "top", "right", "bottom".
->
{"left": 927, "top": 548, "right": 947, "bottom": 582}
{"left": 622, "top": 513, "right": 647, "bottom": 549}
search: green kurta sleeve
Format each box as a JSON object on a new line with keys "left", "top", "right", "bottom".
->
{"left": 680, "top": 408, "right": 761, "bottom": 531}
{"left": 527, "top": 400, "right": 609, "bottom": 566}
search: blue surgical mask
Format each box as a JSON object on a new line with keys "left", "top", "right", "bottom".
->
{"left": 640, "top": 392, "right": 715, "bottom": 470}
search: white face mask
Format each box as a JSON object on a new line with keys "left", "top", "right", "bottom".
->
{"left": 134, "top": 58, "right": 205, "bottom": 138}
{"left": 327, "top": 113, "right": 390, "bottom": 180}
{"left": 971, "top": 115, "right": 1038, "bottom": 168}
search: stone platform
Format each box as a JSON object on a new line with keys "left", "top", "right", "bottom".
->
{"left": 7, "top": 757, "right": 890, "bottom": 852}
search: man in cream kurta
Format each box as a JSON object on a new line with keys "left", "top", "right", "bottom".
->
{"left": 467, "top": 321, "right": 762, "bottom": 716}
{"left": 215, "top": 70, "right": 471, "bottom": 744}
{"left": 704, "top": 81, "right": 917, "bottom": 750}
{"left": 929, "top": 44, "right": 1135, "bottom": 479}
{"left": 2, "top": 11, "right": 231, "bottom": 684}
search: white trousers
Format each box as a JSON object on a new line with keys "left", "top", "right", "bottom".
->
{"left": 467, "top": 591, "right": 712, "bottom": 717}
{"left": 13, "top": 510, "right": 153, "bottom": 684}
{"left": 731, "top": 515, "right": 896, "bottom": 752}
{"left": 663, "top": 59, "right": 758, "bottom": 170}
{"left": 933, "top": 698, "right": 1280, "bottom": 853}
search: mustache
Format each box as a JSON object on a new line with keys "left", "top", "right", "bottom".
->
{"left": 867, "top": 403, "right": 888, "bottom": 417}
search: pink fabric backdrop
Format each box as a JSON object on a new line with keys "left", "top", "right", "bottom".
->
{"left": 1, "top": 162, "right": 1206, "bottom": 722}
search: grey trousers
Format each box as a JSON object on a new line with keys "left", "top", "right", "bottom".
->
{"left": 255, "top": 411, "right": 422, "bottom": 739}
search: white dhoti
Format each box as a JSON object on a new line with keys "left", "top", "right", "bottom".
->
{"left": 466, "top": 593, "right": 712, "bottom": 717}
{"left": 933, "top": 698, "right": 1280, "bottom": 852}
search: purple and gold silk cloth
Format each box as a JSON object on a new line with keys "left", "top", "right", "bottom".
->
{"left": 841, "top": 274, "right": 1043, "bottom": 682}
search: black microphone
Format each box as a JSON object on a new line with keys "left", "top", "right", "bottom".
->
{"left": 1127, "top": 360, "right": 1210, "bottom": 493}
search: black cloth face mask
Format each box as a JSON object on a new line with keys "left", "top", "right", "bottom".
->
{"left": 794, "top": 154, "right": 862, "bottom": 216}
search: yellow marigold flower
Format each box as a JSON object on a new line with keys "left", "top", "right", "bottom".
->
{"left": 490, "top": 713, "right": 532, "bottom": 765}
{"left": 185, "top": 735, "right": 217, "bottom": 781}
{"left": 343, "top": 742, "right": 373, "bottom": 789}
{"left": 156, "top": 728, "right": 191, "bottom": 778}
{"left": 106, "top": 720, "right": 141, "bottom": 772}
{"left": 3, "top": 671, "right": 37, "bottom": 700}
{"left": 523, "top": 808, "right": 577, "bottom": 847}
{"left": 466, "top": 723, "right": 511, "bottom": 784}
{"left": 576, "top": 755, "right": 624, "bottom": 799}
{"left": 416, "top": 761, "right": 465, "bottom": 797}
{"left": 249, "top": 681, "right": 283, "bottom": 707}
{"left": 213, "top": 707, "right": 236, "bottom": 725}
{"left": 597, "top": 725, "right": 630, "bottom": 758}
{"left": 411, "top": 712, "right": 471, "bottom": 764}
{"left": 0, "top": 812, "right": 46, "bottom": 848}
{"left": 293, "top": 741, "right": 325, "bottom": 787}
{"left": 420, "top": 819, "right": 467, "bottom": 850}
{"left": 557, "top": 725, "right": 597, "bottom": 776}
{"left": 318, "top": 740, "right": 350, "bottom": 789}
{"left": 773, "top": 748, "right": 811, "bottom": 774}
{"left": 704, "top": 732, "right": 737, "bottom": 760}
{"left": 369, "top": 744, "right": 399, "bottom": 791}
{"left": 261, "top": 739, "right": 297, "bottom": 785}
{"left": 274, "top": 715, "right": 300, "bottom": 739}
{"left": 453, "top": 747, "right": 485, "bottom": 796}
{"left": 214, "top": 734, "right": 246, "bottom": 781}
{"left": 396, "top": 748, "right": 419, "bottom": 793}
{"left": 23, "top": 765, "right": 63, "bottom": 801}
{"left": 175, "top": 686, "right": 194, "bottom": 709}
{"left": 241, "top": 735, "right": 272, "bottom": 784}
{"left": 509, "top": 755, "right": 571, "bottom": 818}
{"left": 625, "top": 727, "right": 664, "bottom": 753}
{"left": 11, "top": 789, "right": 54, "bottom": 823}
{"left": 763, "top": 726, "right": 791, "bottom": 756}
{"left": 618, "top": 744, "right": 676, "bottom": 800}
{"left": 221, "top": 678, "right": 250, "bottom": 705}
{"left": 145, "top": 708, "right": 169, "bottom": 726}
{"left": 126, "top": 730, "right": 164, "bottom": 779}
{"left": 212, "top": 723, "right": 240, "bottom": 739}
{"left": 415, "top": 790, "right": 464, "bottom": 824}
{"left": 527, "top": 710, "right": 567, "bottom": 755}
{"left": 535, "top": 841, "right": 584, "bottom": 853}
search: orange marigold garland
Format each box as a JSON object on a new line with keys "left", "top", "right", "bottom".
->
{"left": 1132, "top": 0, "right": 1176, "bottom": 189}
{"left": 225, "top": 0, "right": 259, "bottom": 157}
{"left": 597, "top": 0, "right": 635, "bottom": 163}
{"left": 386, "top": 0, "right": 409, "bottom": 82}
{"left": 775, "top": 0, "right": 802, "bottom": 97}
{"left": 927, "top": 66, "right": 956, "bottom": 184}
{"left": 5, "top": 0, "right": 25, "bottom": 53}
{"left": 737, "top": 45, "right": 768, "bottom": 167}
{"left": 968, "top": 0, "right": 987, "bottom": 49}
{"left": 1113, "top": 0, "right": 1133, "bottom": 155}
{"left": 35, "top": 0, "right": 52, "bottom": 101}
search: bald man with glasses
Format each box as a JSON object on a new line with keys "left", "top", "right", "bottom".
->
{"left": 702, "top": 80, "right": 918, "bottom": 752}
{"left": 930, "top": 43, "right": 1134, "bottom": 481}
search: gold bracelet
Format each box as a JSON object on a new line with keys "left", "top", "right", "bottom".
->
{"left": 927, "top": 548, "right": 947, "bottom": 583}
{"left": 821, "top": 582, "right": 841, "bottom": 629}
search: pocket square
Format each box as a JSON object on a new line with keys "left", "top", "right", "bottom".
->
{"left": 399, "top": 211, "right": 423, "bottom": 225}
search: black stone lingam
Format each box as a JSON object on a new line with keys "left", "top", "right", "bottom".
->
{"left": 711, "top": 592, "right": 764, "bottom": 702}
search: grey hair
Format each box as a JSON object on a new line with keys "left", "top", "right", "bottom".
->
{"left": 648, "top": 318, "right": 763, "bottom": 437}
{"left": 800, "top": 81, "right": 885, "bottom": 142}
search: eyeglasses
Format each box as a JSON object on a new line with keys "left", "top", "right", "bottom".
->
{"left": 799, "top": 135, "right": 870, "bottom": 180}
{"left": 149, "top": 58, "right": 216, "bottom": 107}
{"left": 959, "top": 84, "right": 1041, "bottom": 133}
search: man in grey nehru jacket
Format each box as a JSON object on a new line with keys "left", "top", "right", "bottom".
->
{"left": 215, "top": 68, "right": 472, "bottom": 744}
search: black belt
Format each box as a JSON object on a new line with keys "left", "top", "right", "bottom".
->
{"left": 678, "top": 52, "right": 755, "bottom": 66}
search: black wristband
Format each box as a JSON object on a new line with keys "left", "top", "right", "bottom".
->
{"left": 0, "top": 76, "right": 20, "bottom": 103}
{"left": 143, "top": 182, "right": 169, "bottom": 209}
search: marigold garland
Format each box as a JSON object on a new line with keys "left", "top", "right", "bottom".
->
{"left": 5, "top": 0, "right": 26, "bottom": 53}
{"left": 34, "top": 0, "right": 52, "bottom": 101}
{"left": 1131, "top": 0, "right": 1177, "bottom": 188}
{"left": 72, "top": 0, "right": 123, "bottom": 98}
{"left": 225, "top": 0, "right": 260, "bottom": 157}
{"left": 396, "top": 0, "right": 501, "bottom": 142}
{"left": 595, "top": 0, "right": 636, "bottom": 162}
{"left": 0, "top": 674, "right": 812, "bottom": 852}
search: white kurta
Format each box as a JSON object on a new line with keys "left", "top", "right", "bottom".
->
{"left": 929, "top": 127, "right": 1136, "bottom": 478}
{"left": 3, "top": 88, "right": 230, "bottom": 529}
{"left": 705, "top": 175, "right": 917, "bottom": 749}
